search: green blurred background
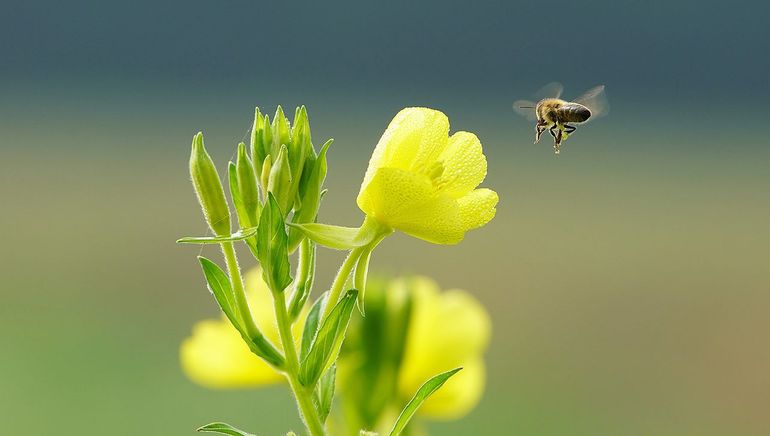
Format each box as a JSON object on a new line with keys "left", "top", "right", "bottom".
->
{"left": 2, "top": 1, "right": 769, "bottom": 434}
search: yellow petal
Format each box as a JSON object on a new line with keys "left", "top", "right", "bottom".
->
{"left": 398, "top": 282, "right": 491, "bottom": 418}
{"left": 359, "top": 108, "right": 449, "bottom": 195}
{"left": 180, "top": 318, "right": 283, "bottom": 388}
{"left": 458, "top": 188, "right": 498, "bottom": 231}
{"left": 436, "top": 131, "right": 487, "bottom": 197}
{"left": 357, "top": 167, "right": 464, "bottom": 244}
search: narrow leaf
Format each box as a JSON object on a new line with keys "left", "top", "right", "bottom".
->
{"left": 288, "top": 222, "right": 373, "bottom": 250}
{"left": 314, "top": 364, "right": 336, "bottom": 423}
{"left": 257, "top": 193, "right": 292, "bottom": 291}
{"left": 177, "top": 227, "right": 258, "bottom": 244}
{"left": 198, "top": 257, "right": 284, "bottom": 368}
{"left": 354, "top": 246, "right": 374, "bottom": 315}
{"left": 197, "top": 422, "right": 256, "bottom": 436}
{"left": 197, "top": 257, "right": 238, "bottom": 327}
{"left": 389, "top": 368, "right": 463, "bottom": 436}
{"left": 300, "top": 292, "right": 326, "bottom": 361}
{"left": 289, "top": 238, "right": 316, "bottom": 320}
{"left": 299, "top": 289, "right": 358, "bottom": 386}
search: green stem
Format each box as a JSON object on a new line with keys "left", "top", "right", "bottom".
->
{"left": 220, "top": 242, "right": 262, "bottom": 343}
{"left": 321, "top": 246, "right": 365, "bottom": 320}
{"left": 273, "top": 290, "right": 326, "bottom": 436}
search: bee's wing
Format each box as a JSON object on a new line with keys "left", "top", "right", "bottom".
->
{"left": 512, "top": 99, "right": 538, "bottom": 121}
{"left": 534, "top": 82, "right": 564, "bottom": 100}
{"left": 574, "top": 85, "right": 609, "bottom": 121}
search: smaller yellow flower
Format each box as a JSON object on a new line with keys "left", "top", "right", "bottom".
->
{"left": 357, "top": 107, "right": 498, "bottom": 245}
{"left": 180, "top": 268, "right": 304, "bottom": 388}
{"left": 395, "top": 277, "right": 491, "bottom": 420}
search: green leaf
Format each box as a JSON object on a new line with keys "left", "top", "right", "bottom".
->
{"left": 197, "top": 257, "right": 238, "bottom": 328}
{"left": 354, "top": 247, "right": 374, "bottom": 315}
{"left": 300, "top": 292, "right": 326, "bottom": 361}
{"left": 177, "top": 227, "right": 258, "bottom": 244}
{"left": 198, "top": 256, "right": 284, "bottom": 368}
{"left": 314, "top": 364, "right": 336, "bottom": 423}
{"left": 197, "top": 422, "right": 256, "bottom": 436}
{"left": 299, "top": 289, "right": 358, "bottom": 386}
{"left": 389, "top": 368, "right": 463, "bottom": 436}
{"left": 289, "top": 238, "right": 316, "bottom": 320}
{"left": 257, "top": 193, "right": 293, "bottom": 292}
{"left": 288, "top": 222, "right": 373, "bottom": 250}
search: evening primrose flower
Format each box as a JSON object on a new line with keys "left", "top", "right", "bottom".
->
{"left": 357, "top": 107, "right": 498, "bottom": 245}
{"left": 395, "top": 276, "right": 491, "bottom": 419}
{"left": 180, "top": 268, "right": 305, "bottom": 388}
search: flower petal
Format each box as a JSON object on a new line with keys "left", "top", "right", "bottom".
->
{"left": 458, "top": 188, "right": 498, "bottom": 231}
{"left": 398, "top": 281, "right": 491, "bottom": 419}
{"left": 359, "top": 108, "right": 449, "bottom": 194}
{"left": 357, "top": 167, "right": 464, "bottom": 244}
{"left": 437, "top": 131, "right": 487, "bottom": 197}
{"left": 180, "top": 318, "right": 282, "bottom": 388}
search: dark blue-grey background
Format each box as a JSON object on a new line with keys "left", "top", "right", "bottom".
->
{"left": 4, "top": 0, "right": 768, "bottom": 100}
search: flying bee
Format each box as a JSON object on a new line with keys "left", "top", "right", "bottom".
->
{"left": 514, "top": 83, "right": 608, "bottom": 155}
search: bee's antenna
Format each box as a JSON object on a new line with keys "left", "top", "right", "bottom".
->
{"left": 518, "top": 105, "right": 534, "bottom": 109}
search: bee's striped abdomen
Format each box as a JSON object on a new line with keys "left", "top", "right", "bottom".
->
{"left": 558, "top": 103, "right": 591, "bottom": 123}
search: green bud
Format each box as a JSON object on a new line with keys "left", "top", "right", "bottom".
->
{"left": 272, "top": 106, "right": 291, "bottom": 156}
{"left": 260, "top": 154, "right": 272, "bottom": 200}
{"left": 268, "top": 144, "right": 293, "bottom": 213}
{"left": 250, "top": 107, "right": 267, "bottom": 178}
{"left": 287, "top": 106, "right": 309, "bottom": 207}
{"left": 236, "top": 142, "right": 261, "bottom": 225}
{"left": 262, "top": 114, "right": 273, "bottom": 160}
{"left": 288, "top": 139, "right": 332, "bottom": 252}
{"left": 189, "top": 132, "right": 230, "bottom": 236}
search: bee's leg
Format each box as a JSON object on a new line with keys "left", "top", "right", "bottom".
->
{"left": 548, "top": 124, "right": 559, "bottom": 140}
{"left": 535, "top": 120, "right": 547, "bottom": 144}
{"left": 548, "top": 125, "right": 561, "bottom": 155}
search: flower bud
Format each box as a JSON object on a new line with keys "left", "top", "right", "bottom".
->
{"left": 288, "top": 139, "right": 332, "bottom": 251}
{"left": 236, "top": 142, "right": 261, "bottom": 226}
{"left": 272, "top": 106, "right": 291, "bottom": 155}
{"left": 287, "top": 106, "right": 309, "bottom": 205}
{"left": 260, "top": 154, "right": 272, "bottom": 200}
{"left": 250, "top": 107, "right": 268, "bottom": 178}
{"left": 268, "top": 144, "right": 293, "bottom": 213}
{"left": 189, "top": 132, "right": 230, "bottom": 236}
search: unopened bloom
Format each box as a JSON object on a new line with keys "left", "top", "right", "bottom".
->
{"left": 357, "top": 108, "right": 498, "bottom": 245}
{"left": 180, "top": 268, "right": 305, "bottom": 388}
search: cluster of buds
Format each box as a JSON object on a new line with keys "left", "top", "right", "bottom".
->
{"left": 190, "top": 106, "right": 331, "bottom": 253}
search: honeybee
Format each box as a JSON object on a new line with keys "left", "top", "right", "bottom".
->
{"left": 514, "top": 83, "right": 608, "bottom": 154}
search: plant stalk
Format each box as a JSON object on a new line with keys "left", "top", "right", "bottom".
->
{"left": 273, "top": 289, "right": 326, "bottom": 436}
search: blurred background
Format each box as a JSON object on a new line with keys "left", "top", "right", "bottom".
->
{"left": 1, "top": 0, "right": 769, "bottom": 434}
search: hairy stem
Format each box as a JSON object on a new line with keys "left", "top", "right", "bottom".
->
{"left": 321, "top": 246, "right": 365, "bottom": 320}
{"left": 221, "top": 242, "right": 264, "bottom": 344}
{"left": 273, "top": 290, "right": 326, "bottom": 436}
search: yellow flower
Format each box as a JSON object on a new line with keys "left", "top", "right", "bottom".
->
{"left": 395, "top": 276, "right": 491, "bottom": 420}
{"left": 180, "top": 268, "right": 305, "bottom": 388}
{"left": 357, "top": 107, "right": 498, "bottom": 245}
